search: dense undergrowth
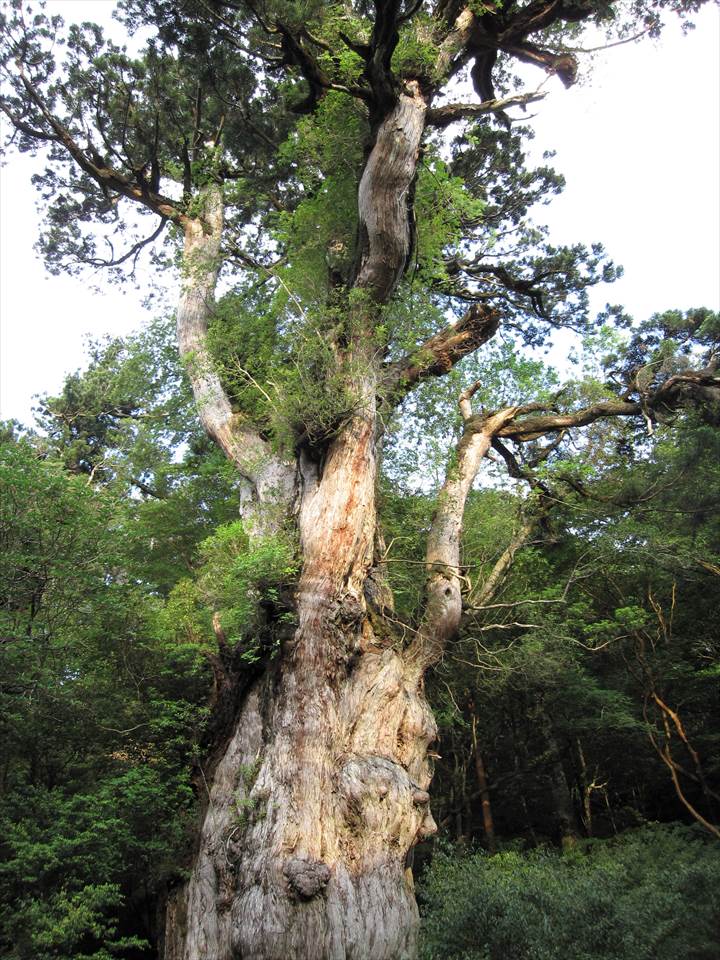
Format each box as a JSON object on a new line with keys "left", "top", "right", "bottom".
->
{"left": 419, "top": 824, "right": 720, "bottom": 960}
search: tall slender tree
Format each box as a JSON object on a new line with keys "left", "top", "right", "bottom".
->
{"left": 2, "top": 2, "right": 718, "bottom": 957}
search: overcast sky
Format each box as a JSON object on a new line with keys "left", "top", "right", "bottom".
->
{"left": 1, "top": 1, "right": 719, "bottom": 426}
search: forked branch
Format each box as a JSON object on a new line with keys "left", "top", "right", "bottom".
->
{"left": 406, "top": 359, "right": 720, "bottom": 673}
{"left": 406, "top": 388, "right": 522, "bottom": 671}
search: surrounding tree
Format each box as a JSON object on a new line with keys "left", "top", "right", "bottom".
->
{"left": 1, "top": 2, "right": 718, "bottom": 958}
{"left": 0, "top": 432, "right": 210, "bottom": 959}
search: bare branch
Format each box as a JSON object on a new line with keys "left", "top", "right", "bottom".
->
{"left": 468, "top": 518, "right": 538, "bottom": 609}
{"left": 86, "top": 216, "right": 168, "bottom": 271}
{"left": 484, "top": 367, "right": 720, "bottom": 442}
{"left": 486, "top": 399, "right": 641, "bottom": 442}
{"left": 406, "top": 399, "right": 521, "bottom": 672}
{"left": 176, "top": 185, "right": 294, "bottom": 527}
{"left": 426, "top": 90, "right": 546, "bottom": 127}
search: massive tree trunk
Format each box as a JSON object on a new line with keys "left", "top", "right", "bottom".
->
{"left": 166, "top": 392, "right": 438, "bottom": 959}
{"left": 10, "top": 5, "right": 719, "bottom": 958}
{"left": 166, "top": 89, "right": 439, "bottom": 960}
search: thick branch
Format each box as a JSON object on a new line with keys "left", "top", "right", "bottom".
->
{"left": 434, "top": 6, "right": 477, "bottom": 82}
{"left": 484, "top": 399, "right": 642, "bottom": 442}
{"left": 353, "top": 82, "right": 427, "bottom": 302}
{"left": 177, "top": 184, "right": 294, "bottom": 528}
{"left": 366, "top": 0, "right": 404, "bottom": 115}
{"left": 498, "top": 0, "right": 590, "bottom": 43}
{"left": 485, "top": 369, "right": 720, "bottom": 442}
{"left": 406, "top": 401, "right": 521, "bottom": 672}
{"left": 275, "top": 20, "right": 331, "bottom": 113}
{"left": 432, "top": 0, "right": 582, "bottom": 117}
{"left": 0, "top": 99, "right": 62, "bottom": 143}
{"left": 405, "top": 363, "right": 720, "bottom": 673}
{"left": 5, "top": 63, "right": 295, "bottom": 527}
{"left": 500, "top": 41, "right": 577, "bottom": 86}
{"left": 383, "top": 304, "right": 499, "bottom": 403}
{"left": 426, "top": 91, "right": 546, "bottom": 127}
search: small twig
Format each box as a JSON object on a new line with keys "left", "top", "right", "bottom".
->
{"left": 235, "top": 361, "right": 276, "bottom": 408}
{"left": 98, "top": 721, "right": 150, "bottom": 734}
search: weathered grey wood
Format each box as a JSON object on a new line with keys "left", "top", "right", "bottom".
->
{"left": 408, "top": 402, "right": 521, "bottom": 671}
{"left": 176, "top": 184, "right": 295, "bottom": 534}
{"left": 355, "top": 84, "right": 427, "bottom": 303}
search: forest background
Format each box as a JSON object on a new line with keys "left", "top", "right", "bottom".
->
{"left": 1, "top": 2, "right": 720, "bottom": 959}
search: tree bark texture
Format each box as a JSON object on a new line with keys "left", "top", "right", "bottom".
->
{"left": 409, "top": 403, "right": 521, "bottom": 671}
{"left": 354, "top": 84, "right": 427, "bottom": 301}
{"left": 176, "top": 184, "right": 294, "bottom": 536}
{"left": 166, "top": 396, "right": 438, "bottom": 959}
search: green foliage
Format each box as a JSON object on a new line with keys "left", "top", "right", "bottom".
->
{"left": 232, "top": 758, "right": 265, "bottom": 829}
{"left": 0, "top": 772, "right": 193, "bottom": 959}
{"left": 35, "top": 316, "right": 191, "bottom": 483}
{"left": 11, "top": 883, "right": 143, "bottom": 960}
{"left": 269, "top": 324, "right": 365, "bottom": 450}
{"left": 35, "top": 320, "right": 244, "bottom": 594}
{"left": 414, "top": 154, "right": 485, "bottom": 283}
{"left": 208, "top": 287, "right": 371, "bottom": 452}
{"left": 0, "top": 437, "right": 209, "bottom": 958}
{"left": 419, "top": 825, "right": 720, "bottom": 960}
{"left": 194, "top": 520, "right": 299, "bottom": 654}
{"left": 206, "top": 290, "right": 280, "bottom": 426}
{"left": 377, "top": 483, "right": 434, "bottom": 621}
{"left": 275, "top": 92, "right": 366, "bottom": 305}
{"left": 391, "top": 15, "right": 438, "bottom": 80}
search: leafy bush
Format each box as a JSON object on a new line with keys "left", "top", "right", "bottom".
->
{"left": 192, "top": 520, "right": 299, "bottom": 653}
{"left": 418, "top": 825, "right": 720, "bottom": 960}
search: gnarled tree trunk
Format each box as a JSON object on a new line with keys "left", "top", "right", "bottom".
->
{"left": 165, "top": 398, "right": 438, "bottom": 959}
{"left": 166, "top": 87, "right": 439, "bottom": 960}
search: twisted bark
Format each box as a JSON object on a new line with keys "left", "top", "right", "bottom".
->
{"left": 384, "top": 304, "right": 499, "bottom": 404}
{"left": 167, "top": 87, "right": 439, "bottom": 954}
{"left": 354, "top": 82, "right": 427, "bottom": 302}
{"left": 177, "top": 184, "right": 295, "bottom": 534}
{"left": 167, "top": 375, "right": 437, "bottom": 959}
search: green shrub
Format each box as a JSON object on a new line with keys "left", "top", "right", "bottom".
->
{"left": 418, "top": 824, "right": 720, "bottom": 960}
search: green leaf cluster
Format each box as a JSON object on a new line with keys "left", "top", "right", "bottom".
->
{"left": 179, "top": 520, "right": 300, "bottom": 659}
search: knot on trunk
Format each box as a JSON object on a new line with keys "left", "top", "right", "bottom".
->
{"left": 331, "top": 593, "right": 365, "bottom": 629}
{"left": 338, "top": 755, "right": 435, "bottom": 847}
{"left": 283, "top": 856, "right": 331, "bottom": 900}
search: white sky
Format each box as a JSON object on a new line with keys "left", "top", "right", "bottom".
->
{"left": 1, "top": 2, "right": 719, "bottom": 426}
